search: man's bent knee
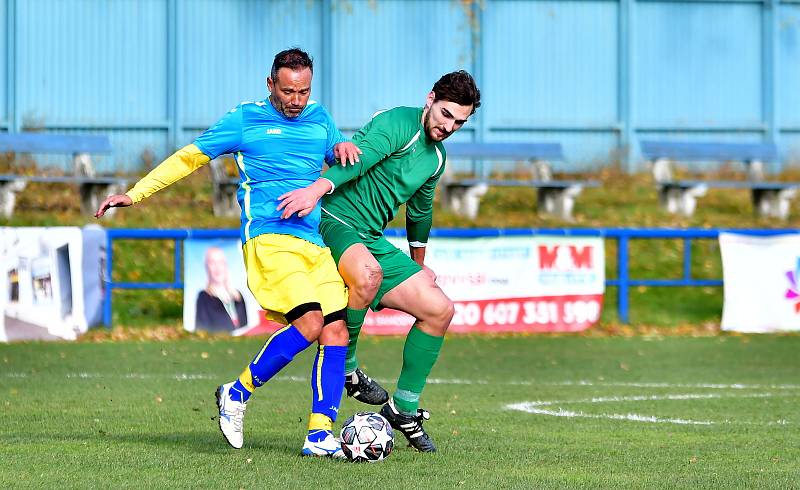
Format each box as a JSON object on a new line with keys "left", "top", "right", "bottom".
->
{"left": 319, "top": 313, "right": 348, "bottom": 346}
{"left": 350, "top": 264, "right": 383, "bottom": 304}
{"left": 291, "top": 308, "right": 325, "bottom": 341}
{"left": 419, "top": 298, "right": 454, "bottom": 336}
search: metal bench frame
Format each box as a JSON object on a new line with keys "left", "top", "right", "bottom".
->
{"left": 642, "top": 140, "right": 796, "bottom": 219}
{"left": 209, "top": 158, "right": 240, "bottom": 217}
{"left": 440, "top": 143, "right": 599, "bottom": 221}
{"left": 0, "top": 133, "right": 126, "bottom": 217}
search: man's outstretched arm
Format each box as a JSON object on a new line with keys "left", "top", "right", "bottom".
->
{"left": 277, "top": 112, "right": 403, "bottom": 219}
{"left": 94, "top": 143, "right": 210, "bottom": 217}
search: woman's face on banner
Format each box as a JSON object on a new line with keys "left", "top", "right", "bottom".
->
{"left": 205, "top": 248, "right": 229, "bottom": 286}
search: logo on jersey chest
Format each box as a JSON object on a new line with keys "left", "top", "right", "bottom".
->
{"left": 266, "top": 128, "right": 282, "bottom": 135}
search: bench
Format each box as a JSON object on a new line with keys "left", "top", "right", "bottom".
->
{"left": 209, "top": 157, "right": 240, "bottom": 217}
{"left": 0, "top": 133, "right": 126, "bottom": 217}
{"left": 640, "top": 140, "right": 798, "bottom": 218}
{"left": 440, "top": 142, "right": 600, "bottom": 221}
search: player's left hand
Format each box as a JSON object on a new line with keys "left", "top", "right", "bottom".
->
{"left": 334, "top": 141, "right": 362, "bottom": 166}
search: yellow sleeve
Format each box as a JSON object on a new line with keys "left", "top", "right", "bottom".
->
{"left": 125, "top": 144, "right": 211, "bottom": 204}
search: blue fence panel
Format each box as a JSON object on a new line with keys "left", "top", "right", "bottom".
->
{"left": 330, "top": 0, "right": 472, "bottom": 130}
{"left": 17, "top": 0, "right": 169, "bottom": 128}
{"left": 179, "top": 0, "right": 324, "bottom": 140}
{"left": 635, "top": 1, "right": 763, "bottom": 128}
{"left": 482, "top": 0, "right": 620, "bottom": 167}
{"left": 4, "top": 0, "right": 800, "bottom": 170}
{"left": 779, "top": 4, "right": 800, "bottom": 129}
{"left": 483, "top": 1, "right": 619, "bottom": 127}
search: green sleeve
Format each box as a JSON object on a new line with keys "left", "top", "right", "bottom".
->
{"left": 323, "top": 112, "right": 405, "bottom": 189}
{"left": 406, "top": 150, "right": 445, "bottom": 246}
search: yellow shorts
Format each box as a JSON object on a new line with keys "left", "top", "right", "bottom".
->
{"left": 242, "top": 233, "right": 347, "bottom": 324}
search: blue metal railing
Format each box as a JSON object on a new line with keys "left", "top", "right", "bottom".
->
{"left": 103, "top": 227, "right": 800, "bottom": 326}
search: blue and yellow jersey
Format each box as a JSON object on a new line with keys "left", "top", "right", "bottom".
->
{"left": 195, "top": 100, "right": 345, "bottom": 246}
{"left": 126, "top": 99, "right": 345, "bottom": 247}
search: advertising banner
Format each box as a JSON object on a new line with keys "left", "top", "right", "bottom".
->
{"left": 364, "top": 235, "right": 605, "bottom": 334}
{"left": 720, "top": 232, "right": 800, "bottom": 332}
{"left": 0, "top": 226, "right": 106, "bottom": 341}
{"left": 183, "top": 238, "right": 280, "bottom": 335}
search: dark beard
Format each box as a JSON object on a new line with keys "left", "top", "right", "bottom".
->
{"left": 423, "top": 108, "right": 434, "bottom": 140}
{"left": 269, "top": 95, "right": 298, "bottom": 119}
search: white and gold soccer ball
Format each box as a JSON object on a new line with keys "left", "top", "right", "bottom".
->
{"left": 339, "top": 412, "right": 394, "bottom": 462}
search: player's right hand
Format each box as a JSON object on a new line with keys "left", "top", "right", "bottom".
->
{"left": 94, "top": 194, "right": 132, "bottom": 218}
{"left": 333, "top": 141, "right": 362, "bottom": 166}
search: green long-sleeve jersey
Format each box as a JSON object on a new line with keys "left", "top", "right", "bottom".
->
{"left": 321, "top": 106, "right": 445, "bottom": 246}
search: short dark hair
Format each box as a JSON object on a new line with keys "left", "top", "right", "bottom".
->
{"left": 270, "top": 48, "right": 313, "bottom": 81}
{"left": 432, "top": 70, "right": 481, "bottom": 114}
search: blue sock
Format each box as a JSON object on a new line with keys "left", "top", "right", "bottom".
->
{"left": 230, "top": 325, "right": 311, "bottom": 403}
{"left": 310, "top": 345, "right": 347, "bottom": 422}
{"left": 307, "top": 429, "right": 330, "bottom": 443}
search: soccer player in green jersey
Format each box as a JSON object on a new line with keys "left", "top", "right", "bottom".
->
{"left": 277, "top": 70, "right": 480, "bottom": 452}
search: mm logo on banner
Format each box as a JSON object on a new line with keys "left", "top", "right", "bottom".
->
{"left": 538, "top": 245, "right": 593, "bottom": 269}
{"left": 538, "top": 245, "right": 598, "bottom": 286}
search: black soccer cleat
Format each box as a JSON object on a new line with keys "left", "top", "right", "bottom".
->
{"left": 345, "top": 368, "right": 389, "bottom": 405}
{"left": 379, "top": 398, "right": 437, "bottom": 453}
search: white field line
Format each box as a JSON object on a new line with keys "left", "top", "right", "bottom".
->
{"left": 508, "top": 406, "right": 714, "bottom": 426}
{"left": 3, "top": 372, "right": 800, "bottom": 392}
{"left": 505, "top": 392, "right": 791, "bottom": 426}
{"left": 4, "top": 371, "right": 794, "bottom": 426}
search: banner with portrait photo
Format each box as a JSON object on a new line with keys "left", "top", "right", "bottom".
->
{"left": 364, "top": 235, "right": 605, "bottom": 335}
{"left": 0, "top": 226, "right": 106, "bottom": 342}
{"left": 183, "top": 238, "right": 281, "bottom": 335}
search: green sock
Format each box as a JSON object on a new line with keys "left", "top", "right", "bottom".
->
{"left": 393, "top": 325, "right": 444, "bottom": 415}
{"left": 345, "top": 307, "right": 368, "bottom": 374}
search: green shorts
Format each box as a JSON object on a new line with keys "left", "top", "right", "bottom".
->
{"left": 319, "top": 215, "right": 421, "bottom": 310}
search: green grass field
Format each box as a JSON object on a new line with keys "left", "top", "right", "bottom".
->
{"left": 2, "top": 334, "right": 798, "bottom": 488}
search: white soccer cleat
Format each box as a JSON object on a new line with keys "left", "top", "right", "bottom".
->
{"left": 215, "top": 382, "right": 247, "bottom": 449}
{"left": 301, "top": 430, "right": 346, "bottom": 458}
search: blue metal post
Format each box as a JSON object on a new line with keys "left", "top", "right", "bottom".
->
{"left": 173, "top": 238, "right": 182, "bottom": 284}
{"left": 762, "top": 0, "right": 779, "bottom": 172}
{"left": 321, "top": 0, "right": 333, "bottom": 113}
{"left": 683, "top": 238, "right": 692, "bottom": 280}
{"left": 166, "top": 0, "right": 179, "bottom": 151}
{"left": 104, "top": 232, "right": 114, "bottom": 327}
{"left": 616, "top": 235, "right": 630, "bottom": 323}
{"left": 472, "top": 0, "right": 486, "bottom": 177}
{"left": 6, "top": 0, "right": 17, "bottom": 132}
{"left": 619, "top": 0, "right": 635, "bottom": 172}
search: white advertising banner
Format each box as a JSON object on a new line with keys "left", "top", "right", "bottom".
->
{"left": 720, "top": 232, "right": 800, "bottom": 332}
{"left": 0, "top": 226, "right": 106, "bottom": 341}
{"left": 364, "top": 235, "right": 605, "bottom": 334}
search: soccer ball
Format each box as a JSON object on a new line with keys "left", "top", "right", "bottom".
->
{"left": 339, "top": 412, "right": 394, "bottom": 462}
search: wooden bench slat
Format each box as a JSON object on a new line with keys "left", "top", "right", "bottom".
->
{"left": 641, "top": 140, "right": 777, "bottom": 162}
{"left": 642, "top": 139, "right": 797, "bottom": 219}
{"left": 445, "top": 142, "right": 563, "bottom": 160}
{"left": 0, "top": 133, "right": 119, "bottom": 218}
{"left": 0, "top": 133, "right": 112, "bottom": 154}
{"left": 665, "top": 180, "right": 799, "bottom": 190}
{"left": 0, "top": 175, "right": 127, "bottom": 185}
{"left": 448, "top": 178, "right": 599, "bottom": 188}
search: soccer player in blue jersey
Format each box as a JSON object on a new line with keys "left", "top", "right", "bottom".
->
{"left": 94, "top": 48, "right": 361, "bottom": 457}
